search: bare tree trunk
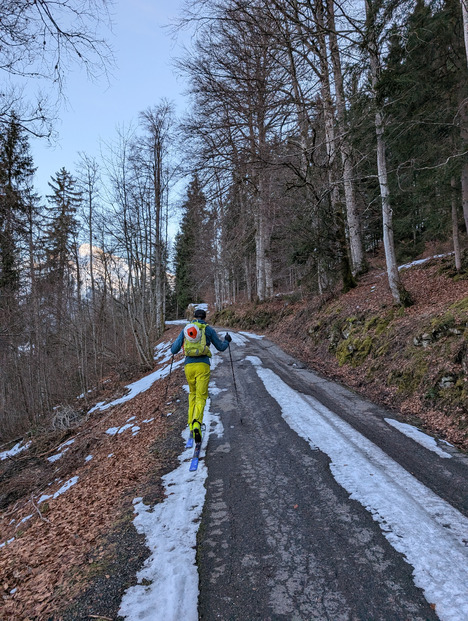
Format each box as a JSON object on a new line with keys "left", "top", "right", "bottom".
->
{"left": 461, "top": 0, "right": 468, "bottom": 69}
{"left": 366, "top": 0, "right": 411, "bottom": 306}
{"left": 281, "top": 11, "right": 329, "bottom": 294}
{"left": 375, "top": 109, "right": 403, "bottom": 304}
{"left": 214, "top": 261, "right": 221, "bottom": 310}
{"left": 326, "top": 0, "right": 365, "bottom": 275}
{"left": 265, "top": 254, "right": 273, "bottom": 298}
{"left": 244, "top": 256, "right": 252, "bottom": 302}
{"left": 460, "top": 99, "right": 468, "bottom": 233}
{"left": 452, "top": 177, "right": 462, "bottom": 271}
{"left": 313, "top": 0, "right": 355, "bottom": 292}
{"left": 461, "top": 164, "right": 468, "bottom": 233}
{"left": 255, "top": 206, "right": 266, "bottom": 300}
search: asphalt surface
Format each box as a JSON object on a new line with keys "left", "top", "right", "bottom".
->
{"left": 197, "top": 335, "right": 468, "bottom": 621}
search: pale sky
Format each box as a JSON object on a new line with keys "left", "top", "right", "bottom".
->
{"left": 31, "top": 0, "right": 189, "bottom": 206}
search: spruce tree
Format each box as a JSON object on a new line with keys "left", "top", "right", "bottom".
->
{"left": 381, "top": 0, "right": 467, "bottom": 259}
{"left": 44, "top": 167, "right": 81, "bottom": 322}
{"left": 0, "top": 114, "right": 37, "bottom": 298}
{"left": 173, "top": 176, "right": 209, "bottom": 315}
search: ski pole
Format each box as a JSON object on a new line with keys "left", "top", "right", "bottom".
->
{"left": 227, "top": 339, "right": 242, "bottom": 423}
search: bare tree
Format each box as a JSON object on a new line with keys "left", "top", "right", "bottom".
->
{"left": 102, "top": 106, "right": 174, "bottom": 370}
{"left": 364, "top": 0, "right": 412, "bottom": 306}
{"left": 0, "top": 0, "right": 114, "bottom": 134}
{"left": 325, "top": 0, "right": 366, "bottom": 275}
{"left": 139, "top": 102, "right": 174, "bottom": 336}
{"left": 178, "top": 0, "right": 291, "bottom": 300}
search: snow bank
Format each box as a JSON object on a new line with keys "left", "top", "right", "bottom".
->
{"left": 118, "top": 339, "right": 230, "bottom": 620}
{"left": 88, "top": 344, "right": 183, "bottom": 414}
{"left": 119, "top": 394, "right": 224, "bottom": 621}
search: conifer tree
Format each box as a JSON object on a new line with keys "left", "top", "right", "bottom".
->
{"left": 0, "top": 114, "right": 37, "bottom": 298}
{"left": 174, "top": 176, "right": 209, "bottom": 315}
{"left": 381, "top": 0, "right": 467, "bottom": 259}
{"left": 44, "top": 167, "right": 82, "bottom": 323}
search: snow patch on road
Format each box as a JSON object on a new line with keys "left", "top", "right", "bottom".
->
{"left": 246, "top": 355, "right": 468, "bottom": 621}
{"left": 228, "top": 331, "right": 264, "bottom": 347}
{"left": 238, "top": 331, "right": 265, "bottom": 340}
{"left": 228, "top": 332, "right": 249, "bottom": 346}
{"left": 385, "top": 418, "right": 452, "bottom": 459}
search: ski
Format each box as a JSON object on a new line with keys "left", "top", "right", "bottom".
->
{"left": 189, "top": 442, "right": 202, "bottom": 471}
{"left": 186, "top": 433, "right": 194, "bottom": 449}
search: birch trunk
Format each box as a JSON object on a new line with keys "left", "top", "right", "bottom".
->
{"left": 461, "top": 0, "right": 468, "bottom": 69}
{"left": 366, "top": 0, "right": 410, "bottom": 306}
{"left": 461, "top": 163, "right": 468, "bottom": 233}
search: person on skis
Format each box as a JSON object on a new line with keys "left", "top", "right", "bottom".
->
{"left": 171, "top": 308, "right": 232, "bottom": 444}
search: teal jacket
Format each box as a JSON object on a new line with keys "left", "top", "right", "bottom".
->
{"left": 171, "top": 321, "right": 230, "bottom": 365}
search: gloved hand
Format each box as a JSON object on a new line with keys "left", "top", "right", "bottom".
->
{"left": 225, "top": 333, "right": 232, "bottom": 343}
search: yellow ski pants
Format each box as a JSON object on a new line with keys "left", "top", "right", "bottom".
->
{"left": 184, "top": 362, "right": 211, "bottom": 429}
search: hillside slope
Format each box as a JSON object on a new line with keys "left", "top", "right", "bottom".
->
{"left": 0, "top": 326, "right": 188, "bottom": 619}
{"left": 212, "top": 255, "right": 468, "bottom": 451}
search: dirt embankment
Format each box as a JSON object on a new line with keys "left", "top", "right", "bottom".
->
{"left": 211, "top": 256, "right": 468, "bottom": 452}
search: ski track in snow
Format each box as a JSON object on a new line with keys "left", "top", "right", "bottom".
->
{"left": 245, "top": 355, "right": 468, "bottom": 621}
{"left": 118, "top": 339, "right": 228, "bottom": 621}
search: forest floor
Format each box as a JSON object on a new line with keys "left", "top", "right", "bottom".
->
{"left": 0, "top": 325, "right": 188, "bottom": 620}
{"left": 1, "top": 249, "right": 468, "bottom": 619}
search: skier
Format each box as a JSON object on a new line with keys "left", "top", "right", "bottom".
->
{"left": 171, "top": 308, "right": 232, "bottom": 443}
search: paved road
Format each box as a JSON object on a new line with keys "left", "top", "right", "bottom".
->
{"left": 197, "top": 333, "right": 468, "bottom": 621}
